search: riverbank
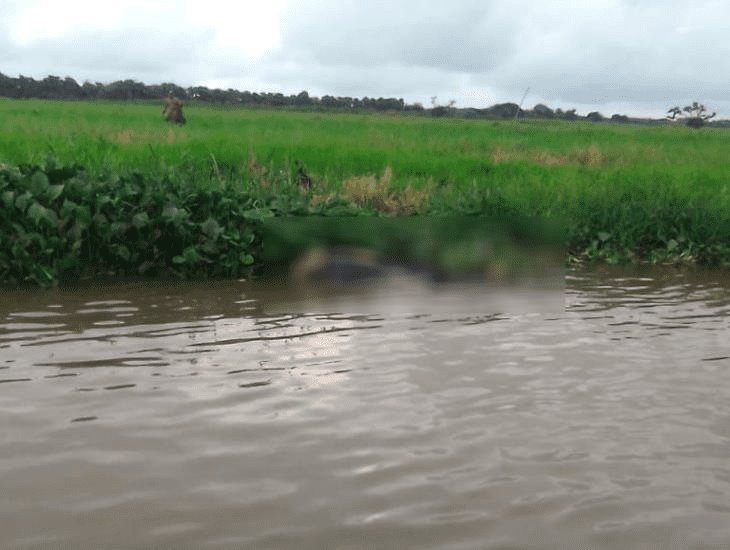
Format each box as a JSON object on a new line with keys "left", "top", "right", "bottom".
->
{"left": 1, "top": 100, "right": 728, "bottom": 286}
{"left": 0, "top": 156, "right": 727, "bottom": 287}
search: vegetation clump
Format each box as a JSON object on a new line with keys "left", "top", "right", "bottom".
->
{"left": 0, "top": 156, "right": 276, "bottom": 286}
{"left": 1, "top": 99, "right": 729, "bottom": 286}
{"left": 162, "top": 93, "right": 186, "bottom": 125}
{"left": 667, "top": 102, "right": 716, "bottom": 128}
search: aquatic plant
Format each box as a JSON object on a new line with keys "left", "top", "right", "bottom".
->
{"left": 0, "top": 156, "right": 278, "bottom": 286}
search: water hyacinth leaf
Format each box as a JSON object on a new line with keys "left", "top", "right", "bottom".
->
{"left": 12, "top": 242, "right": 29, "bottom": 259}
{"left": 2, "top": 191, "right": 14, "bottom": 209}
{"left": 15, "top": 192, "right": 33, "bottom": 212}
{"left": 239, "top": 252, "right": 254, "bottom": 265}
{"left": 27, "top": 202, "right": 52, "bottom": 227}
{"left": 122, "top": 183, "right": 138, "bottom": 198}
{"left": 667, "top": 239, "right": 679, "bottom": 252}
{"left": 98, "top": 195, "right": 117, "bottom": 209}
{"left": 132, "top": 212, "right": 150, "bottom": 228}
{"left": 60, "top": 198, "right": 79, "bottom": 219}
{"left": 201, "top": 218, "right": 222, "bottom": 239}
{"left": 114, "top": 245, "right": 131, "bottom": 261}
{"left": 111, "top": 221, "right": 128, "bottom": 236}
{"left": 162, "top": 205, "right": 188, "bottom": 224}
{"left": 75, "top": 205, "right": 92, "bottom": 226}
{"left": 11, "top": 222, "right": 27, "bottom": 238}
{"left": 200, "top": 240, "right": 218, "bottom": 254}
{"left": 172, "top": 255, "right": 186, "bottom": 265}
{"left": 29, "top": 171, "right": 50, "bottom": 196}
{"left": 183, "top": 246, "right": 200, "bottom": 264}
{"left": 45, "top": 184, "right": 64, "bottom": 202}
{"left": 93, "top": 212, "right": 108, "bottom": 225}
{"left": 67, "top": 177, "right": 92, "bottom": 196}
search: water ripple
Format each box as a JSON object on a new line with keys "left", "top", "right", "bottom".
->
{"left": 0, "top": 269, "right": 729, "bottom": 549}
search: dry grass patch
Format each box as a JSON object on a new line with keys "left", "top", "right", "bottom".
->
{"left": 338, "top": 166, "right": 429, "bottom": 214}
{"left": 571, "top": 144, "right": 604, "bottom": 166}
{"left": 341, "top": 166, "right": 395, "bottom": 212}
{"left": 490, "top": 144, "right": 605, "bottom": 167}
{"left": 106, "top": 128, "right": 182, "bottom": 145}
{"left": 490, "top": 146, "right": 515, "bottom": 163}
{"left": 531, "top": 150, "right": 570, "bottom": 166}
{"left": 109, "top": 130, "right": 135, "bottom": 144}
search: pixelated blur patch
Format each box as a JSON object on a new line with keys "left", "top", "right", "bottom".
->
{"left": 258, "top": 215, "right": 565, "bottom": 314}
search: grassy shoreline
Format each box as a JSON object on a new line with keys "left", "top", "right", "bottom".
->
{"left": 1, "top": 99, "right": 728, "bottom": 286}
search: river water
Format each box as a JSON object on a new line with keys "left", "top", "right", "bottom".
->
{"left": 1, "top": 266, "right": 729, "bottom": 549}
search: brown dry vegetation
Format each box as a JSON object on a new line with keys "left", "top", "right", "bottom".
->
{"left": 107, "top": 128, "right": 182, "bottom": 145}
{"left": 490, "top": 143, "right": 606, "bottom": 167}
{"left": 336, "top": 166, "right": 431, "bottom": 214}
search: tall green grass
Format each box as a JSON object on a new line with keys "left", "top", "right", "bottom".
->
{"left": 4, "top": 98, "right": 728, "bottom": 183}
{"left": 1, "top": 98, "right": 728, "bottom": 286}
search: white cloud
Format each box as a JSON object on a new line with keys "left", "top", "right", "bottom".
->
{"left": 2, "top": 0, "right": 730, "bottom": 116}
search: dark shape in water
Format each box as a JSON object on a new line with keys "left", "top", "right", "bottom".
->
{"left": 289, "top": 246, "right": 446, "bottom": 284}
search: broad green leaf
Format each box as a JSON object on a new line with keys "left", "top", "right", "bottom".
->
{"left": 200, "top": 241, "right": 218, "bottom": 254}
{"left": 29, "top": 171, "right": 49, "bottom": 196}
{"left": 45, "top": 184, "right": 64, "bottom": 202}
{"left": 60, "top": 198, "right": 79, "bottom": 219}
{"left": 201, "top": 218, "right": 222, "bottom": 239}
{"left": 114, "top": 245, "right": 131, "bottom": 261}
{"left": 597, "top": 231, "right": 611, "bottom": 242}
{"left": 15, "top": 192, "right": 33, "bottom": 212}
{"left": 28, "top": 202, "right": 51, "bottom": 227}
{"left": 95, "top": 195, "right": 113, "bottom": 208}
{"left": 183, "top": 246, "right": 200, "bottom": 264}
{"left": 667, "top": 239, "right": 678, "bottom": 252}
{"left": 162, "top": 205, "right": 188, "bottom": 224}
{"left": 239, "top": 252, "right": 254, "bottom": 265}
{"left": 2, "top": 190, "right": 14, "bottom": 209}
{"left": 75, "top": 205, "right": 92, "bottom": 226}
{"left": 132, "top": 212, "right": 150, "bottom": 228}
{"left": 111, "top": 221, "right": 128, "bottom": 236}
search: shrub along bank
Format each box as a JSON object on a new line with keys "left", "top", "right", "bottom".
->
{"left": 1, "top": 157, "right": 728, "bottom": 287}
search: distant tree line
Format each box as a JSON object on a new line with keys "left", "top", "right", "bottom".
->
{"left": 0, "top": 72, "right": 683, "bottom": 124}
{"left": 0, "top": 73, "right": 407, "bottom": 111}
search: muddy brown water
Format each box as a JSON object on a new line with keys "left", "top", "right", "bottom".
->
{"left": 1, "top": 266, "right": 729, "bottom": 549}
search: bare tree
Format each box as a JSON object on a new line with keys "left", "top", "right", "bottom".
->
{"left": 666, "top": 101, "right": 715, "bottom": 128}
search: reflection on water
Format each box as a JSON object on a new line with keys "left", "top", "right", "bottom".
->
{"left": 1, "top": 266, "right": 729, "bottom": 549}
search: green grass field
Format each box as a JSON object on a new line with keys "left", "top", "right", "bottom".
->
{"left": 1, "top": 98, "right": 729, "bottom": 285}
{"left": 3, "top": 98, "right": 729, "bottom": 186}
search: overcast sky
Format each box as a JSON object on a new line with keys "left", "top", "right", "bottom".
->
{"left": 1, "top": 0, "right": 729, "bottom": 117}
